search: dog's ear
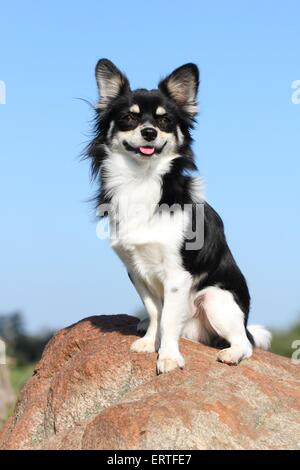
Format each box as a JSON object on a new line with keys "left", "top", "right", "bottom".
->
{"left": 95, "top": 59, "right": 130, "bottom": 110}
{"left": 159, "top": 63, "right": 199, "bottom": 117}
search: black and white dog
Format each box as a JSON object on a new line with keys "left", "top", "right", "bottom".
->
{"left": 87, "top": 59, "right": 271, "bottom": 374}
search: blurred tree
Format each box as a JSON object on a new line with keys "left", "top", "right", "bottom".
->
{"left": 0, "top": 311, "right": 24, "bottom": 342}
{"left": 0, "top": 363, "right": 15, "bottom": 427}
{"left": 13, "top": 332, "right": 53, "bottom": 365}
{"left": 0, "top": 312, "right": 54, "bottom": 366}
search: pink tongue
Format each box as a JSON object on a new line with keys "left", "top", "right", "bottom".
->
{"left": 139, "top": 146, "right": 155, "bottom": 156}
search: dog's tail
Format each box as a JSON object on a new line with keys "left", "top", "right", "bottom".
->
{"left": 247, "top": 324, "right": 272, "bottom": 350}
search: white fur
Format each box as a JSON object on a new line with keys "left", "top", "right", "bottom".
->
{"left": 130, "top": 273, "right": 162, "bottom": 353}
{"left": 129, "top": 104, "right": 140, "bottom": 113}
{"left": 176, "top": 125, "right": 184, "bottom": 145}
{"left": 184, "top": 286, "right": 253, "bottom": 364}
{"left": 247, "top": 325, "right": 272, "bottom": 350}
{"left": 156, "top": 106, "right": 166, "bottom": 115}
{"left": 110, "top": 120, "right": 177, "bottom": 159}
{"left": 103, "top": 148, "right": 199, "bottom": 372}
{"left": 189, "top": 176, "right": 205, "bottom": 203}
{"left": 103, "top": 147, "right": 268, "bottom": 373}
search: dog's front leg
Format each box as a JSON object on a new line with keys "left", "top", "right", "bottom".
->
{"left": 129, "top": 272, "right": 162, "bottom": 353}
{"left": 157, "top": 271, "right": 192, "bottom": 374}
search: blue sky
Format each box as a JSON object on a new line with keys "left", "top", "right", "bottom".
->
{"left": 0, "top": 1, "right": 299, "bottom": 332}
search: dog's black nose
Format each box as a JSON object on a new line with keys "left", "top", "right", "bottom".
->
{"left": 141, "top": 127, "right": 157, "bottom": 142}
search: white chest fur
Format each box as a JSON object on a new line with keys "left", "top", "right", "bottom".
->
{"left": 103, "top": 151, "right": 187, "bottom": 292}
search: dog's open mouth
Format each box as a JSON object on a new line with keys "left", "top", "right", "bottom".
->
{"left": 139, "top": 146, "right": 155, "bottom": 156}
{"left": 123, "top": 141, "right": 166, "bottom": 157}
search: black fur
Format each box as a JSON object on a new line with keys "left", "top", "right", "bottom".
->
{"left": 158, "top": 158, "right": 251, "bottom": 331}
{"left": 86, "top": 59, "right": 251, "bottom": 339}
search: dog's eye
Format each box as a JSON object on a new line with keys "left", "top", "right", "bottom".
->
{"left": 120, "top": 113, "right": 138, "bottom": 123}
{"left": 156, "top": 115, "right": 172, "bottom": 129}
{"left": 117, "top": 112, "right": 139, "bottom": 130}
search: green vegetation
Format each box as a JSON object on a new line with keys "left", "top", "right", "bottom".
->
{"left": 270, "top": 319, "right": 300, "bottom": 358}
{"left": 10, "top": 363, "right": 36, "bottom": 393}
{"left": 4, "top": 363, "right": 36, "bottom": 422}
{"left": 0, "top": 312, "right": 53, "bottom": 366}
{"left": 0, "top": 312, "right": 53, "bottom": 411}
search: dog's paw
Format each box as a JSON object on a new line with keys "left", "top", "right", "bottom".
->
{"left": 217, "top": 345, "right": 252, "bottom": 365}
{"left": 137, "top": 318, "right": 149, "bottom": 333}
{"left": 130, "top": 336, "right": 156, "bottom": 353}
{"left": 156, "top": 351, "right": 185, "bottom": 374}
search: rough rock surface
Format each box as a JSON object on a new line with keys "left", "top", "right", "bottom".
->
{"left": 0, "top": 315, "right": 299, "bottom": 450}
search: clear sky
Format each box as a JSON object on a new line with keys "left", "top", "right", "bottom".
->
{"left": 0, "top": 1, "right": 299, "bottom": 332}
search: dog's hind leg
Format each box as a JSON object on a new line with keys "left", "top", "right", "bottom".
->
{"left": 194, "top": 286, "right": 253, "bottom": 365}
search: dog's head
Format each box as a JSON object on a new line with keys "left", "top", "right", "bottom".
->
{"left": 88, "top": 59, "right": 199, "bottom": 176}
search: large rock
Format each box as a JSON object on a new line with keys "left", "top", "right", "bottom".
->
{"left": 0, "top": 315, "right": 299, "bottom": 450}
